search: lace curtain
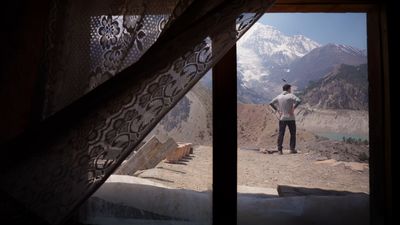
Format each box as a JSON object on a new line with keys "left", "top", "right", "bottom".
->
{"left": 43, "top": 0, "right": 194, "bottom": 117}
{"left": 2, "top": 0, "right": 275, "bottom": 224}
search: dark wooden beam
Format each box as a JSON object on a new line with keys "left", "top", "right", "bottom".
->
{"left": 269, "top": 0, "right": 380, "bottom": 12}
{"left": 367, "top": 4, "right": 392, "bottom": 225}
{"left": 274, "top": 0, "right": 378, "bottom": 2}
{"left": 268, "top": 4, "right": 374, "bottom": 12}
{"left": 0, "top": 0, "right": 51, "bottom": 143}
{"left": 212, "top": 44, "right": 237, "bottom": 225}
{"left": 386, "top": 3, "right": 396, "bottom": 224}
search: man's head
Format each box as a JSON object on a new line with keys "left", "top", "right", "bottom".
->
{"left": 283, "top": 84, "right": 291, "bottom": 92}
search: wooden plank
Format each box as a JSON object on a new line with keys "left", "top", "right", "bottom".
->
{"left": 277, "top": 185, "right": 367, "bottom": 197}
{"left": 116, "top": 135, "right": 178, "bottom": 175}
{"left": 165, "top": 143, "right": 192, "bottom": 163}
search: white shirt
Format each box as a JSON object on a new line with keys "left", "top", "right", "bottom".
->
{"left": 270, "top": 91, "right": 301, "bottom": 121}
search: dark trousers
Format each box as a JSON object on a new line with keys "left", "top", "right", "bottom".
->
{"left": 277, "top": 120, "right": 296, "bottom": 151}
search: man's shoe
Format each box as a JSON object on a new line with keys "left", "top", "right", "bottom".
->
{"left": 290, "top": 150, "right": 297, "bottom": 154}
{"left": 278, "top": 150, "right": 283, "bottom": 155}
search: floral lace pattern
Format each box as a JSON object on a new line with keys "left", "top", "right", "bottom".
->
{"left": 99, "top": 16, "right": 121, "bottom": 49}
{"left": 42, "top": 0, "right": 194, "bottom": 118}
{"left": 88, "top": 14, "right": 169, "bottom": 91}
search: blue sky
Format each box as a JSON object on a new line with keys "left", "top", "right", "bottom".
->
{"left": 259, "top": 13, "right": 367, "bottom": 49}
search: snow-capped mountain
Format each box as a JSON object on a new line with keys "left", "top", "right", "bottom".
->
{"left": 332, "top": 43, "right": 366, "bottom": 56}
{"left": 237, "top": 22, "right": 321, "bottom": 102}
{"left": 237, "top": 23, "right": 320, "bottom": 69}
{"left": 235, "top": 22, "right": 367, "bottom": 103}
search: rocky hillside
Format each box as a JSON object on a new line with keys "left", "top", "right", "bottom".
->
{"left": 237, "top": 103, "right": 316, "bottom": 148}
{"left": 237, "top": 103, "right": 368, "bottom": 162}
{"left": 299, "top": 63, "right": 368, "bottom": 110}
{"left": 286, "top": 44, "right": 367, "bottom": 89}
{"left": 293, "top": 62, "right": 369, "bottom": 140}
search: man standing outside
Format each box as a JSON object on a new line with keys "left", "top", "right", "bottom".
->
{"left": 269, "top": 84, "right": 301, "bottom": 154}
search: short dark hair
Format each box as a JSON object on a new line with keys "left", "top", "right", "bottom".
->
{"left": 283, "top": 84, "right": 291, "bottom": 91}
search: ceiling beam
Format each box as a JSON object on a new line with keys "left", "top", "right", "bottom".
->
{"left": 269, "top": 0, "right": 380, "bottom": 12}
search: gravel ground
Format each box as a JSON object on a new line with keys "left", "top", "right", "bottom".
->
{"left": 135, "top": 145, "right": 369, "bottom": 193}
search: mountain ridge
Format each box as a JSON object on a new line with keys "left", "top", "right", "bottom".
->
{"left": 299, "top": 63, "right": 368, "bottom": 110}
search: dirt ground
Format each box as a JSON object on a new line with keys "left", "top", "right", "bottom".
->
{"left": 136, "top": 145, "right": 369, "bottom": 193}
